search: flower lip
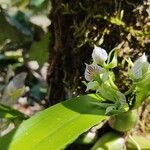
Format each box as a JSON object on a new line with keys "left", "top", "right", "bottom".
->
{"left": 84, "top": 63, "right": 102, "bottom": 81}
{"left": 92, "top": 45, "right": 108, "bottom": 64}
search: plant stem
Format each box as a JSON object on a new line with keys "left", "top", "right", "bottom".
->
{"left": 128, "top": 135, "right": 141, "bottom": 150}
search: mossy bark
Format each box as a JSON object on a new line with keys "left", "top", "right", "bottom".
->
{"left": 47, "top": 0, "right": 149, "bottom": 105}
{"left": 47, "top": 0, "right": 92, "bottom": 105}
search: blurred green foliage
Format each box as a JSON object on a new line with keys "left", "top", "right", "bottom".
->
{"left": 29, "top": 33, "right": 49, "bottom": 65}
{"left": 0, "top": 0, "right": 50, "bottom": 135}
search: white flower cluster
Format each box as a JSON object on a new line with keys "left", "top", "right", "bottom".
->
{"left": 84, "top": 45, "right": 150, "bottom": 113}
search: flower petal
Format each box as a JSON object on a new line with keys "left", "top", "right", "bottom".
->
{"left": 131, "top": 53, "right": 149, "bottom": 79}
{"left": 92, "top": 45, "right": 108, "bottom": 64}
{"left": 84, "top": 63, "right": 102, "bottom": 81}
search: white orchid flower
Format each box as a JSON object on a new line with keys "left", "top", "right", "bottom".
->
{"left": 130, "top": 53, "right": 150, "bottom": 80}
{"left": 2, "top": 72, "right": 27, "bottom": 103}
{"left": 92, "top": 45, "right": 108, "bottom": 65}
{"left": 84, "top": 63, "right": 102, "bottom": 81}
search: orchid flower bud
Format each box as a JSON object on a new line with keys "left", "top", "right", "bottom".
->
{"left": 130, "top": 53, "right": 150, "bottom": 80}
{"left": 84, "top": 63, "right": 102, "bottom": 81}
{"left": 92, "top": 45, "right": 108, "bottom": 65}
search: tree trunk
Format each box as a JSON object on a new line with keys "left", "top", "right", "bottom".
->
{"left": 47, "top": 0, "right": 91, "bottom": 105}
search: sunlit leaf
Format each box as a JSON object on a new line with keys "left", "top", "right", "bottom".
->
{"left": 91, "top": 132, "right": 125, "bottom": 150}
{"left": 97, "top": 83, "right": 120, "bottom": 102}
{"left": 126, "top": 135, "right": 150, "bottom": 149}
{"left": 106, "top": 51, "right": 118, "bottom": 69}
{"left": 29, "top": 33, "right": 50, "bottom": 65}
{"left": 0, "top": 103, "right": 27, "bottom": 120}
{"left": 133, "top": 73, "right": 150, "bottom": 109}
{"left": 0, "top": 94, "right": 107, "bottom": 150}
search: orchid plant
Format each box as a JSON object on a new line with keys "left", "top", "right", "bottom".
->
{"left": 84, "top": 45, "right": 150, "bottom": 132}
{"left": 0, "top": 46, "right": 150, "bottom": 150}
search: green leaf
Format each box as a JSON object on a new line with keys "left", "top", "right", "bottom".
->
{"left": 97, "top": 83, "right": 119, "bottom": 102}
{"left": 11, "top": 0, "right": 30, "bottom": 8}
{"left": 0, "top": 129, "right": 17, "bottom": 149}
{"left": 0, "top": 103, "right": 27, "bottom": 120}
{"left": 0, "top": 94, "right": 107, "bottom": 150}
{"left": 0, "top": 11, "right": 30, "bottom": 44}
{"left": 136, "top": 73, "right": 150, "bottom": 90}
{"left": 110, "top": 17, "right": 125, "bottom": 26}
{"left": 126, "top": 135, "right": 150, "bottom": 149}
{"left": 29, "top": 33, "right": 49, "bottom": 65}
{"left": 105, "top": 106, "right": 116, "bottom": 114}
{"left": 30, "top": 0, "right": 46, "bottom": 7}
{"left": 133, "top": 89, "right": 149, "bottom": 109}
{"left": 133, "top": 73, "right": 150, "bottom": 109}
{"left": 91, "top": 131, "right": 125, "bottom": 150}
{"left": 106, "top": 51, "right": 118, "bottom": 69}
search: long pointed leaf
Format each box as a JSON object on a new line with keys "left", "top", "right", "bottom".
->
{"left": 0, "top": 94, "right": 107, "bottom": 150}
